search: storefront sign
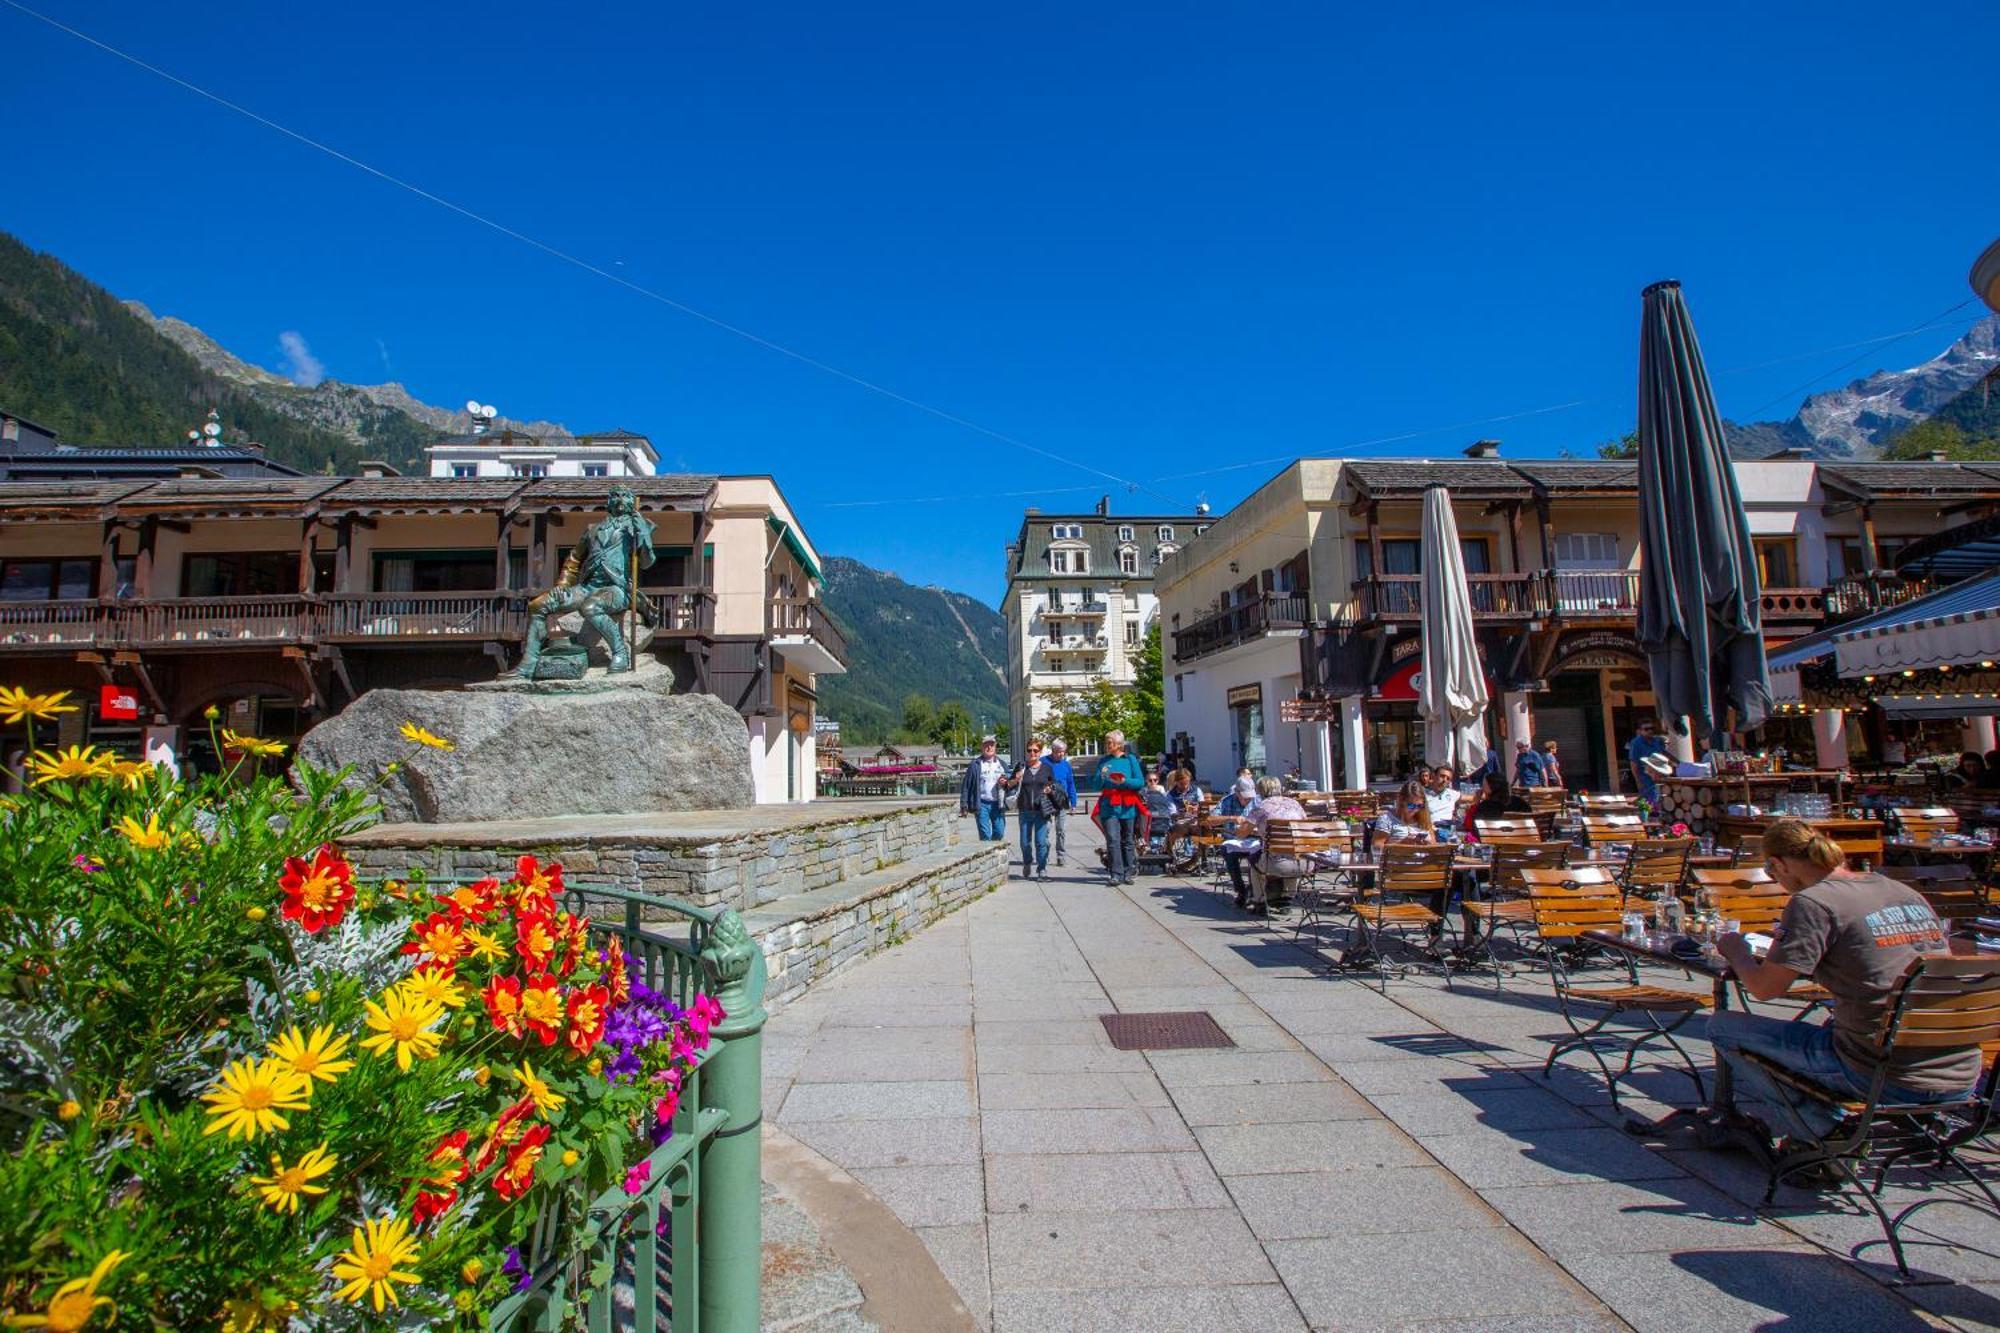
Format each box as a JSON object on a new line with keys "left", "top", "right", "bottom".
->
{"left": 1377, "top": 658, "right": 1424, "bottom": 702}
{"left": 99, "top": 685, "right": 141, "bottom": 721}
{"left": 1226, "top": 683, "right": 1263, "bottom": 708}
{"left": 1551, "top": 630, "right": 1644, "bottom": 672}
{"left": 1390, "top": 635, "right": 1422, "bottom": 663}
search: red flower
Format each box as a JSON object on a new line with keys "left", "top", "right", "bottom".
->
{"left": 412, "top": 1186, "right": 458, "bottom": 1224}
{"left": 277, "top": 844, "right": 356, "bottom": 934}
{"left": 510, "top": 854, "right": 563, "bottom": 915}
{"left": 437, "top": 877, "right": 499, "bottom": 925}
{"left": 600, "top": 937, "right": 631, "bottom": 1007}
{"left": 655, "top": 1087, "right": 679, "bottom": 1126}
{"left": 404, "top": 910, "right": 470, "bottom": 965}
{"left": 412, "top": 1128, "right": 471, "bottom": 1225}
{"left": 515, "top": 913, "right": 558, "bottom": 975}
{"left": 483, "top": 974, "right": 526, "bottom": 1038}
{"left": 553, "top": 911, "right": 590, "bottom": 978}
{"left": 519, "top": 974, "right": 566, "bottom": 1046}
{"left": 566, "top": 983, "right": 610, "bottom": 1056}
{"left": 475, "top": 1097, "right": 538, "bottom": 1174}
{"left": 494, "top": 1122, "right": 551, "bottom": 1202}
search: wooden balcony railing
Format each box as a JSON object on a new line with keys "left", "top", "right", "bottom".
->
{"left": 649, "top": 586, "right": 716, "bottom": 637}
{"left": 1759, "top": 587, "right": 1826, "bottom": 621}
{"left": 1351, "top": 573, "right": 1551, "bottom": 621}
{"left": 1824, "top": 573, "right": 1938, "bottom": 622}
{"left": 1549, "top": 570, "right": 1640, "bottom": 616}
{"left": 0, "top": 599, "right": 104, "bottom": 649}
{"left": 121, "top": 596, "right": 312, "bottom": 646}
{"left": 1171, "top": 592, "right": 1308, "bottom": 664}
{"left": 768, "top": 596, "right": 849, "bottom": 667}
{"left": 319, "top": 593, "right": 524, "bottom": 641}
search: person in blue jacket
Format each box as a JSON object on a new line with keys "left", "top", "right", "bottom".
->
{"left": 1513, "top": 739, "right": 1548, "bottom": 788}
{"left": 1094, "top": 729, "right": 1148, "bottom": 885}
{"left": 1045, "top": 738, "right": 1080, "bottom": 867}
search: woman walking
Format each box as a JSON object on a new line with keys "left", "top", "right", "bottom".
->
{"left": 1095, "top": 729, "right": 1147, "bottom": 885}
{"left": 1010, "top": 738, "right": 1064, "bottom": 882}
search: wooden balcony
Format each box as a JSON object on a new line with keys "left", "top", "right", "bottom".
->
{"left": 0, "top": 599, "right": 105, "bottom": 650}
{"left": 320, "top": 594, "right": 524, "bottom": 642}
{"left": 1172, "top": 592, "right": 1308, "bottom": 664}
{"left": 1759, "top": 587, "right": 1826, "bottom": 622}
{"left": 122, "top": 596, "right": 313, "bottom": 647}
{"left": 1823, "top": 573, "right": 1938, "bottom": 623}
{"left": 1351, "top": 573, "right": 1552, "bottom": 623}
{"left": 1548, "top": 570, "right": 1639, "bottom": 619}
{"left": 768, "top": 596, "right": 849, "bottom": 672}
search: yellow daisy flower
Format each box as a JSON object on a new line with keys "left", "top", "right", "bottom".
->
{"left": 464, "top": 927, "right": 506, "bottom": 964}
{"left": 0, "top": 686, "right": 78, "bottom": 726}
{"left": 248, "top": 1142, "right": 336, "bottom": 1214}
{"left": 219, "top": 1295, "right": 299, "bottom": 1332}
{"left": 113, "top": 812, "right": 174, "bottom": 852}
{"left": 26, "top": 745, "right": 114, "bottom": 787}
{"left": 397, "top": 721, "right": 454, "bottom": 752}
{"left": 359, "top": 988, "right": 447, "bottom": 1072}
{"left": 105, "top": 759, "right": 152, "bottom": 790}
{"left": 200, "top": 1057, "right": 312, "bottom": 1141}
{"left": 511, "top": 1060, "right": 566, "bottom": 1118}
{"left": 220, "top": 729, "right": 287, "bottom": 759}
{"left": 6, "top": 1248, "right": 125, "bottom": 1331}
{"left": 267, "top": 1024, "right": 354, "bottom": 1087}
{"left": 330, "top": 1214, "right": 422, "bottom": 1313}
{"left": 398, "top": 968, "right": 466, "bottom": 1010}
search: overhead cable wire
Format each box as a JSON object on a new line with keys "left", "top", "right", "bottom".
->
{"left": 1738, "top": 297, "right": 1981, "bottom": 421}
{"left": 0, "top": 0, "right": 1192, "bottom": 512}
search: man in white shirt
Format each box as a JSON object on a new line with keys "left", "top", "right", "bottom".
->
{"left": 1423, "top": 765, "right": 1462, "bottom": 830}
{"left": 958, "top": 735, "right": 1011, "bottom": 842}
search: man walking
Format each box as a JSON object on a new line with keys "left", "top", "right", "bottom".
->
{"left": 1513, "top": 739, "right": 1548, "bottom": 788}
{"left": 1095, "top": 729, "right": 1147, "bottom": 885}
{"left": 1045, "top": 739, "right": 1079, "bottom": 866}
{"left": 959, "top": 735, "right": 1009, "bottom": 842}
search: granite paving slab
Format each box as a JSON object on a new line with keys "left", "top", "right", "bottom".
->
{"left": 1226, "top": 1167, "right": 1506, "bottom": 1241}
{"left": 984, "top": 1150, "right": 1229, "bottom": 1215}
{"left": 985, "top": 1207, "right": 1277, "bottom": 1290}
{"left": 1265, "top": 1228, "right": 1608, "bottom": 1327}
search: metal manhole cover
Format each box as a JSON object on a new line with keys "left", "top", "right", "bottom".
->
{"left": 1100, "top": 1011, "right": 1235, "bottom": 1051}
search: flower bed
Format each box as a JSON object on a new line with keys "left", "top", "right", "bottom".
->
{"left": 0, "top": 696, "right": 726, "bottom": 1330}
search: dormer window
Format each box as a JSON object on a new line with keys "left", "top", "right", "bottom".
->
{"left": 1118, "top": 547, "right": 1138, "bottom": 575}
{"left": 1118, "top": 525, "right": 1134, "bottom": 542}
{"left": 1052, "top": 523, "right": 1084, "bottom": 540}
{"left": 1157, "top": 525, "right": 1175, "bottom": 542}
{"left": 1157, "top": 543, "right": 1178, "bottom": 560}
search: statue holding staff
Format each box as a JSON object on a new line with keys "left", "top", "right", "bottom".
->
{"left": 506, "top": 485, "right": 655, "bottom": 678}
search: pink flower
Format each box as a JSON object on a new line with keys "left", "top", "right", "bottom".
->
{"left": 623, "top": 1160, "right": 652, "bottom": 1196}
{"left": 689, "top": 993, "right": 725, "bottom": 1046}
{"left": 72, "top": 855, "right": 102, "bottom": 874}
{"left": 655, "top": 1088, "right": 680, "bottom": 1125}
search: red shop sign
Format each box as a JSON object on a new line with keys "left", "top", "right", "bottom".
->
{"left": 99, "top": 684, "right": 141, "bottom": 721}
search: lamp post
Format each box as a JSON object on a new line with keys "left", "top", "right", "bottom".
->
{"left": 1973, "top": 237, "right": 2000, "bottom": 314}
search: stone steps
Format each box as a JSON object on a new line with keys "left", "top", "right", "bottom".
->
{"left": 746, "top": 841, "right": 1007, "bottom": 1005}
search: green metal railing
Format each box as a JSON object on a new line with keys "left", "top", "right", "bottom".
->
{"left": 489, "top": 885, "right": 768, "bottom": 1333}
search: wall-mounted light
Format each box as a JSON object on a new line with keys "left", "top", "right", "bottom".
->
{"left": 1228, "top": 561, "right": 1239, "bottom": 574}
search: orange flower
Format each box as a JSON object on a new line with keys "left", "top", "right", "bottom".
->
{"left": 474, "top": 1096, "right": 537, "bottom": 1174}
{"left": 276, "top": 844, "right": 355, "bottom": 934}
{"left": 437, "top": 878, "right": 498, "bottom": 925}
{"left": 553, "top": 911, "right": 590, "bottom": 977}
{"left": 510, "top": 854, "right": 563, "bottom": 914}
{"left": 566, "top": 983, "right": 610, "bottom": 1056}
{"left": 482, "top": 974, "right": 525, "bottom": 1039}
{"left": 519, "top": 974, "right": 565, "bottom": 1046}
{"left": 515, "top": 914, "right": 557, "bottom": 974}
{"left": 405, "top": 911, "right": 470, "bottom": 966}
{"left": 412, "top": 1128, "right": 470, "bottom": 1225}
{"left": 600, "top": 937, "right": 631, "bottom": 1006}
{"left": 493, "top": 1122, "right": 551, "bottom": 1202}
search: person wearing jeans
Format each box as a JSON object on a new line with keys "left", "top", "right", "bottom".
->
{"left": 958, "top": 735, "right": 1010, "bottom": 842}
{"left": 1011, "top": 738, "right": 1061, "bottom": 881}
{"left": 1095, "top": 729, "right": 1146, "bottom": 884}
{"left": 1045, "top": 739, "right": 1079, "bottom": 867}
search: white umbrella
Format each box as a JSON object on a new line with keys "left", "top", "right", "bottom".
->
{"left": 1419, "top": 484, "right": 1489, "bottom": 772}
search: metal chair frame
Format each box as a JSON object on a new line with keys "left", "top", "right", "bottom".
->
{"left": 1344, "top": 842, "right": 1457, "bottom": 991}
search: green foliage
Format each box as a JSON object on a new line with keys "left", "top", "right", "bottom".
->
{"left": 901, "top": 693, "right": 936, "bottom": 741}
{"left": 0, "top": 722, "right": 705, "bottom": 1329}
{"left": 0, "top": 229, "right": 445, "bottom": 473}
{"left": 1128, "top": 623, "right": 1165, "bottom": 755}
{"left": 817, "top": 557, "right": 1008, "bottom": 746}
{"left": 1596, "top": 430, "right": 1640, "bottom": 459}
{"left": 929, "top": 701, "right": 975, "bottom": 751}
{"left": 1882, "top": 413, "right": 2000, "bottom": 461}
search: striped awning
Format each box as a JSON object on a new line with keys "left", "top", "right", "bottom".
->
{"left": 1831, "top": 569, "right": 2000, "bottom": 677}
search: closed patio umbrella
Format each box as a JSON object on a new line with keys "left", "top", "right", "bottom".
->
{"left": 1636, "top": 280, "right": 1771, "bottom": 748}
{"left": 1419, "top": 484, "right": 1489, "bottom": 772}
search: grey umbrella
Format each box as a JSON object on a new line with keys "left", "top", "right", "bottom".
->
{"left": 1635, "top": 280, "right": 1771, "bottom": 748}
{"left": 1419, "top": 484, "right": 1490, "bottom": 772}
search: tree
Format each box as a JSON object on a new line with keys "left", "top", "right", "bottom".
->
{"left": 1597, "top": 430, "right": 1640, "bottom": 459}
{"left": 1129, "top": 622, "right": 1166, "bottom": 755}
{"left": 1033, "top": 680, "right": 1141, "bottom": 755}
{"left": 930, "top": 700, "right": 975, "bottom": 752}
{"left": 900, "top": 693, "right": 936, "bottom": 741}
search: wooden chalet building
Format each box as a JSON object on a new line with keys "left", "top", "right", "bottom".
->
{"left": 0, "top": 473, "right": 847, "bottom": 802}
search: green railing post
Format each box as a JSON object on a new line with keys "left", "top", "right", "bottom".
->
{"left": 696, "top": 908, "right": 768, "bottom": 1333}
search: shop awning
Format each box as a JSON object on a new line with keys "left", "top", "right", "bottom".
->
{"left": 766, "top": 516, "right": 824, "bottom": 583}
{"left": 1876, "top": 693, "right": 2000, "bottom": 721}
{"left": 1831, "top": 569, "right": 2000, "bottom": 677}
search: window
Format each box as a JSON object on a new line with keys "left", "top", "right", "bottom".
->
{"left": 1754, "top": 538, "right": 1797, "bottom": 587}
{"left": 1196, "top": 524, "right": 1210, "bottom": 536}
{"left": 1051, "top": 550, "right": 1071, "bottom": 574}
{"left": 450, "top": 464, "right": 477, "bottom": 478}
{"left": 1126, "top": 619, "right": 1140, "bottom": 645}
{"left": 184, "top": 552, "right": 296, "bottom": 597}
{"left": 512, "top": 463, "right": 548, "bottom": 478}
{"left": 1553, "top": 532, "right": 1619, "bottom": 567}
{"left": 1157, "top": 525, "right": 1176, "bottom": 542}
{"left": 1174, "top": 673, "right": 1184, "bottom": 703}
{"left": 1, "top": 557, "right": 99, "bottom": 602}
{"left": 1118, "top": 525, "right": 1134, "bottom": 542}
{"left": 1119, "top": 548, "right": 1137, "bottom": 574}
{"left": 373, "top": 549, "right": 524, "bottom": 593}
{"left": 582, "top": 464, "right": 609, "bottom": 478}
{"left": 1052, "top": 523, "right": 1083, "bottom": 540}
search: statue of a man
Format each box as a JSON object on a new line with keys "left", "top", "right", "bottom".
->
{"left": 509, "top": 485, "right": 656, "bottom": 677}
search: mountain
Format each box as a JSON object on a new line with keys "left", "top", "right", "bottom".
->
{"left": 1727, "top": 315, "right": 2000, "bottom": 459}
{"left": 816, "top": 556, "right": 1009, "bottom": 746}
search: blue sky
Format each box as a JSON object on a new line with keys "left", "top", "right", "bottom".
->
{"left": 4, "top": 0, "right": 1997, "bottom": 603}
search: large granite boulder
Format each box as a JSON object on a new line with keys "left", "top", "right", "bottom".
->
{"left": 298, "top": 661, "right": 754, "bottom": 822}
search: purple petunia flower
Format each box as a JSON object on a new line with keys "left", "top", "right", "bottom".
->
{"left": 502, "top": 1244, "right": 531, "bottom": 1293}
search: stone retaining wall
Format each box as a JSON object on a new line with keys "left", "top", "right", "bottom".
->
{"left": 347, "top": 800, "right": 962, "bottom": 916}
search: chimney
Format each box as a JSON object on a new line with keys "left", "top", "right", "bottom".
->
{"left": 1, "top": 415, "right": 17, "bottom": 443}
{"left": 1025, "top": 506, "right": 1041, "bottom": 516}
{"left": 1096, "top": 495, "right": 1110, "bottom": 516}
{"left": 1463, "top": 439, "right": 1501, "bottom": 460}
{"left": 1777, "top": 445, "right": 1814, "bottom": 459}
{"left": 359, "top": 460, "right": 401, "bottom": 479}
{"left": 1928, "top": 450, "right": 1951, "bottom": 463}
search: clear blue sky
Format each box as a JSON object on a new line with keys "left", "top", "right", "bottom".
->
{"left": 4, "top": 1, "right": 1997, "bottom": 603}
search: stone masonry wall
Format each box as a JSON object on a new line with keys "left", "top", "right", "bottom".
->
{"left": 348, "top": 801, "right": 962, "bottom": 917}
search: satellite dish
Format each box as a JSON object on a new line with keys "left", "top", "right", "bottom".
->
{"left": 481, "top": 404, "right": 498, "bottom": 420}
{"left": 187, "top": 430, "right": 201, "bottom": 442}
{"left": 465, "top": 399, "right": 483, "bottom": 415}
{"left": 203, "top": 420, "right": 222, "bottom": 438}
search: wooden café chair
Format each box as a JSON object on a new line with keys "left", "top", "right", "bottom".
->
{"left": 1344, "top": 842, "right": 1457, "bottom": 990}
{"left": 1473, "top": 817, "right": 1542, "bottom": 847}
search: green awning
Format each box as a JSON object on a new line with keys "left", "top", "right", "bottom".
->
{"left": 767, "top": 516, "right": 823, "bottom": 583}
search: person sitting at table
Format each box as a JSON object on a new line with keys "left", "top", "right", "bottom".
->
{"left": 1946, "top": 751, "right": 1985, "bottom": 792}
{"left": 1465, "top": 772, "right": 1531, "bottom": 830}
{"left": 1239, "top": 776, "right": 1306, "bottom": 915}
{"left": 1375, "top": 780, "right": 1436, "bottom": 843}
{"left": 1217, "top": 777, "right": 1258, "bottom": 905}
{"left": 1140, "top": 774, "right": 1177, "bottom": 837}
{"left": 1166, "top": 767, "right": 1197, "bottom": 812}
{"left": 1708, "top": 818, "right": 1975, "bottom": 1155}
{"left": 1423, "top": 765, "right": 1462, "bottom": 830}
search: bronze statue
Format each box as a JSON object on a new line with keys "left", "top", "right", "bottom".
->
{"left": 507, "top": 485, "right": 656, "bottom": 678}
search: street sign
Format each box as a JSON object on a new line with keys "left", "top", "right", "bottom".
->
{"left": 1279, "top": 697, "right": 1340, "bottom": 723}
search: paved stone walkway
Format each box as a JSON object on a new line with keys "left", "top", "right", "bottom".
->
{"left": 765, "top": 820, "right": 2000, "bottom": 1332}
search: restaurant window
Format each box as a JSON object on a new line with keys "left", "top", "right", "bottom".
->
{"left": 373, "top": 549, "right": 525, "bottom": 593}
{"left": 1754, "top": 538, "right": 1797, "bottom": 588}
{"left": 184, "top": 552, "right": 296, "bottom": 598}
{"left": 1354, "top": 538, "right": 1421, "bottom": 578}
{"left": 0, "top": 557, "right": 99, "bottom": 602}
{"left": 1553, "top": 532, "right": 1619, "bottom": 567}
{"left": 1834, "top": 535, "right": 1911, "bottom": 576}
